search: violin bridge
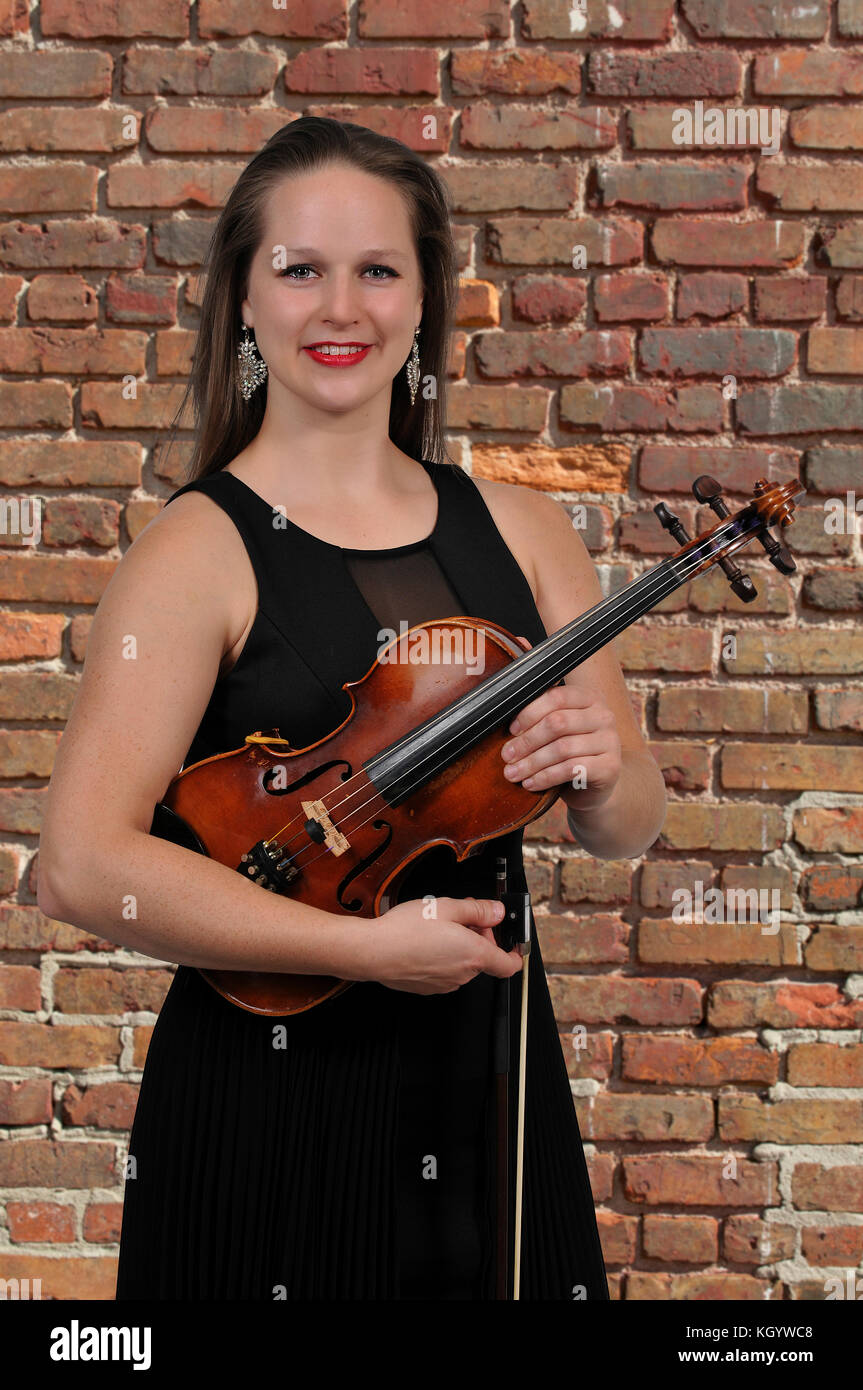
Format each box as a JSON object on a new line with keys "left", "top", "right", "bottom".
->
{"left": 301, "top": 798, "right": 350, "bottom": 856}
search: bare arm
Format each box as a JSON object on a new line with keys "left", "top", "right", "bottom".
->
{"left": 38, "top": 491, "right": 516, "bottom": 991}
{"left": 475, "top": 480, "right": 667, "bottom": 860}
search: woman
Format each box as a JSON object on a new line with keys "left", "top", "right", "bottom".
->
{"left": 38, "top": 116, "right": 666, "bottom": 1300}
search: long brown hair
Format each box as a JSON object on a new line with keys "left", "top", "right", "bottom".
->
{"left": 164, "top": 115, "right": 459, "bottom": 482}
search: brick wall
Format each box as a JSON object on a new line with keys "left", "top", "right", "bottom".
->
{"left": 0, "top": 0, "right": 861, "bottom": 1301}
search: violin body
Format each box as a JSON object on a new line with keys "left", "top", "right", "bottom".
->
{"left": 151, "top": 617, "right": 557, "bottom": 1016}
{"left": 151, "top": 474, "right": 806, "bottom": 1019}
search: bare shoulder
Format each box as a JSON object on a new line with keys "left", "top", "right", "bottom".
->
{"left": 472, "top": 474, "right": 591, "bottom": 599}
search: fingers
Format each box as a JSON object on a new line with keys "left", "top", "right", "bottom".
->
{"left": 444, "top": 895, "right": 505, "bottom": 929}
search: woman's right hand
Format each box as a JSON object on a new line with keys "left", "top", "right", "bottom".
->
{"left": 365, "top": 896, "right": 525, "bottom": 995}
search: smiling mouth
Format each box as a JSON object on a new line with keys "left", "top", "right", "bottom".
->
{"left": 305, "top": 343, "right": 371, "bottom": 355}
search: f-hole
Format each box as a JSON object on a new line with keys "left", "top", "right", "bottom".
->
{"left": 262, "top": 759, "right": 352, "bottom": 796}
{"left": 337, "top": 819, "right": 392, "bottom": 912}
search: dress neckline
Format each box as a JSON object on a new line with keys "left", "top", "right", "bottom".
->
{"left": 221, "top": 457, "right": 442, "bottom": 556}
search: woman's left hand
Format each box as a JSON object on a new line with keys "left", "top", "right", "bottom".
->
{"left": 500, "top": 639, "right": 622, "bottom": 809}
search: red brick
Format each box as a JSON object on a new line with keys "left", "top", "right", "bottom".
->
{"left": 623, "top": 1154, "right": 777, "bottom": 1206}
{"left": 814, "top": 689, "right": 863, "bottom": 731}
{"left": 470, "top": 443, "right": 629, "bottom": 492}
{"left": 588, "top": 49, "right": 741, "bottom": 96}
{"left": 59, "top": 1081, "right": 139, "bottom": 1129}
{"left": 0, "top": 1253, "right": 116, "bottom": 1299}
{"left": 123, "top": 45, "right": 278, "bottom": 96}
{"left": 754, "top": 276, "right": 826, "bottom": 321}
{"left": 623, "top": 1034, "right": 778, "bottom": 1085}
{"left": 599, "top": 162, "right": 747, "bottom": 211}
{"left": 359, "top": 0, "right": 508, "bottom": 38}
{"left": 0, "top": 217, "right": 147, "bottom": 269}
{"left": 790, "top": 107, "right": 863, "bottom": 149}
{"left": 808, "top": 327, "right": 863, "bottom": 373}
{"left": 723, "top": 1215, "right": 796, "bottom": 1264}
{"left": 561, "top": 383, "right": 723, "bottom": 432}
{"left": 657, "top": 803, "right": 786, "bottom": 851}
{"left": 640, "top": 860, "right": 714, "bottom": 909}
{"left": 682, "top": 0, "right": 827, "bottom": 38}
{"left": 639, "top": 443, "right": 799, "bottom": 493}
{"left": 658, "top": 686, "right": 806, "bottom": 739}
{"left": 475, "top": 328, "right": 629, "bottom": 379}
{"left": 594, "top": 271, "right": 668, "bottom": 321}
{"left": 486, "top": 216, "right": 643, "bottom": 268}
{"left": 801, "top": 865, "right": 863, "bottom": 912}
{"left": 461, "top": 102, "right": 615, "bottom": 151}
{"left": 721, "top": 1094, "right": 863, "bottom": 1144}
{"left": 793, "top": 807, "right": 863, "bottom": 853}
{"left": 638, "top": 920, "right": 798, "bottom": 968}
{"left": 523, "top": 0, "right": 675, "bottom": 41}
{"left": 451, "top": 49, "right": 581, "bottom": 96}
{"left": 643, "top": 1214, "right": 718, "bottom": 1262}
{"left": 41, "top": 0, "right": 190, "bottom": 37}
{"left": 199, "top": 0, "right": 346, "bottom": 39}
{"left": 722, "top": 742, "right": 863, "bottom": 792}
{"left": 306, "top": 103, "right": 452, "bottom": 152}
{"left": 727, "top": 630, "right": 863, "bottom": 674}
{"left": 107, "top": 161, "right": 244, "bottom": 209}
{"left": 0, "top": 1078, "right": 52, "bottom": 1125}
{"left": 27, "top": 274, "right": 98, "bottom": 322}
{"left": 83, "top": 1201, "right": 123, "bottom": 1243}
{"left": 613, "top": 627, "right": 713, "bottom": 672}
{"left": 792, "top": 1163, "right": 863, "bottom": 1211}
{"left": 836, "top": 275, "right": 863, "bottom": 319}
{"left": 733, "top": 386, "right": 861, "bottom": 433}
{"left": 754, "top": 50, "right": 863, "bottom": 97}
{"left": 445, "top": 163, "right": 577, "bottom": 213}
{"left": 511, "top": 275, "right": 587, "bottom": 323}
{"left": 640, "top": 327, "right": 795, "bottom": 378}
{"left": 0, "top": 1022, "right": 120, "bottom": 1068}
{"left": 759, "top": 163, "right": 863, "bottom": 211}
{"left": 0, "top": 107, "right": 137, "bottom": 153}
{"left": 560, "top": 859, "right": 632, "bottom": 906}
{"left": 709, "top": 981, "right": 863, "bottom": 1029}
{"left": 652, "top": 218, "right": 804, "bottom": 268}
{"left": 287, "top": 47, "right": 438, "bottom": 94}
{"left": 0, "top": 165, "right": 98, "bottom": 214}
{"left": 0, "top": 964, "right": 40, "bottom": 1010}
{"left": 7, "top": 1202, "right": 75, "bottom": 1244}
{"left": 804, "top": 565, "right": 863, "bottom": 610}
{"left": 0, "top": 1140, "right": 118, "bottom": 1187}
{"left": 590, "top": 1093, "right": 714, "bottom": 1142}
{"left": 676, "top": 273, "right": 747, "bottom": 319}
{"left": 549, "top": 975, "right": 702, "bottom": 1026}
{"left": 0, "top": 49, "right": 113, "bottom": 98}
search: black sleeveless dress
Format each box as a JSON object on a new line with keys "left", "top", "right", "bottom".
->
{"left": 114, "top": 458, "right": 609, "bottom": 1301}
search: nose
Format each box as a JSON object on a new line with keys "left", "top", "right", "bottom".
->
{"left": 320, "top": 268, "right": 361, "bottom": 326}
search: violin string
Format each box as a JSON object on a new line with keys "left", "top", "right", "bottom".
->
{"left": 263, "top": 525, "right": 740, "bottom": 878}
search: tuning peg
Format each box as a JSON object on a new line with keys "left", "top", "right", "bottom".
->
{"left": 692, "top": 474, "right": 731, "bottom": 518}
{"left": 691, "top": 475, "right": 759, "bottom": 603}
{"left": 751, "top": 478, "right": 797, "bottom": 573}
{"left": 654, "top": 501, "right": 692, "bottom": 546}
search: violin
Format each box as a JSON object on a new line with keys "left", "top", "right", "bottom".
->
{"left": 150, "top": 474, "right": 805, "bottom": 1017}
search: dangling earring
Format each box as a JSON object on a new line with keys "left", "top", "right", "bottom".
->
{"left": 406, "top": 326, "right": 420, "bottom": 406}
{"left": 237, "top": 322, "right": 267, "bottom": 400}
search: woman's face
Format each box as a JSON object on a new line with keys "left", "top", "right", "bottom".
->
{"left": 241, "top": 163, "right": 424, "bottom": 415}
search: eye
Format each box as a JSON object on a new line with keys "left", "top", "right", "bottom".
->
{"left": 279, "top": 263, "right": 399, "bottom": 280}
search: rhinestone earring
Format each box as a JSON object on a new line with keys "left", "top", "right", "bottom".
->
{"left": 237, "top": 323, "right": 267, "bottom": 400}
{"left": 406, "top": 326, "right": 420, "bottom": 406}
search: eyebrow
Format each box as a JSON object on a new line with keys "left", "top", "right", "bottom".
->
{"left": 281, "top": 247, "right": 408, "bottom": 260}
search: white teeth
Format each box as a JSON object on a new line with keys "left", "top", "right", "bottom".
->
{"left": 311, "top": 345, "right": 366, "bottom": 356}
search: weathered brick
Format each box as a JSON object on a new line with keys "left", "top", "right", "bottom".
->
{"left": 676, "top": 273, "right": 747, "bottom": 319}
{"left": 549, "top": 975, "right": 702, "bottom": 1026}
{"left": 511, "top": 274, "right": 586, "bottom": 323}
{"left": 124, "top": 44, "right": 278, "bottom": 96}
{"left": 804, "top": 566, "right": 863, "bottom": 610}
{"left": 638, "top": 919, "right": 798, "bottom": 967}
{"left": 590, "top": 1092, "right": 714, "bottom": 1142}
{"left": 722, "top": 742, "right": 863, "bottom": 792}
{"left": 0, "top": 217, "right": 146, "bottom": 269}
{"left": 727, "top": 630, "right": 863, "bottom": 675}
{"left": 643, "top": 1214, "right": 718, "bottom": 1262}
{"left": 0, "top": 1139, "right": 118, "bottom": 1187}
{"left": 461, "top": 102, "right": 616, "bottom": 151}
{"left": 801, "top": 864, "right": 863, "bottom": 912}
{"left": 682, "top": 0, "right": 827, "bottom": 37}
{"left": 816, "top": 222, "right": 863, "bottom": 268}
{"left": 486, "top": 216, "right": 643, "bottom": 267}
{"left": 836, "top": 275, "right": 863, "bottom": 319}
{"left": 0, "top": 49, "right": 112, "bottom": 98}
{"left": 640, "top": 327, "right": 795, "bottom": 378}
{"left": 0, "top": 1078, "right": 52, "bottom": 1125}
{"left": 759, "top": 163, "right": 863, "bottom": 211}
{"left": 790, "top": 107, "right": 863, "bottom": 149}
{"left": 523, "top": 0, "right": 675, "bottom": 41}
{"left": 594, "top": 271, "right": 668, "bottom": 321}
{"left": 792, "top": 1163, "right": 863, "bottom": 1210}
{"left": 653, "top": 218, "right": 804, "bottom": 268}
{"left": 793, "top": 807, "right": 863, "bottom": 853}
{"left": 41, "top": 0, "right": 190, "bottom": 37}
{"left": 451, "top": 49, "right": 580, "bottom": 96}
{"left": 623, "top": 1034, "right": 777, "bottom": 1085}
{"left": 740, "top": 382, "right": 863, "bottom": 432}
{"left": 588, "top": 49, "right": 740, "bottom": 96}
{"left": 623, "top": 1155, "right": 776, "bottom": 1206}
{"left": 613, "top": 627, "right": 713, "bottom": 671}
{"left": 471, "top": 443, "right": 629, "bottom": 491}
{"left": 657, "top": 803, "right": 786, "bottom": 851}
{"left": 808, "top": 327, "right": 863, "bottom": 373}
{"left": 639, "top": 444, "right": 799, "bottom": 493}
{"left": 598, "top": 162, "right": 747, "bottom": 211}
{"left": 445, "top": 162, "right": 577, "bottom": 213}
{"left": 721, "top": 1094, "right": 863, "bottom": 1144}
{"left": 658, "top": 686, "right": 806, "bottom": 739}
{"left": 7, "top": 1202, "right": 76, "bottom": 1244}
{"left": 754, "top": 276, "right": 826, "bottom": 321}
{"left": 814, "top": 689, "right": 863, "bottom": 731}
{"left": 709, "top": 981, "right": 863, "bottom": 1029}
{"left": 561, "top": 383, "right": 723, "bottom": 432}
{"left": 475, "top": 328, "right": 629, "bottom": 379}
